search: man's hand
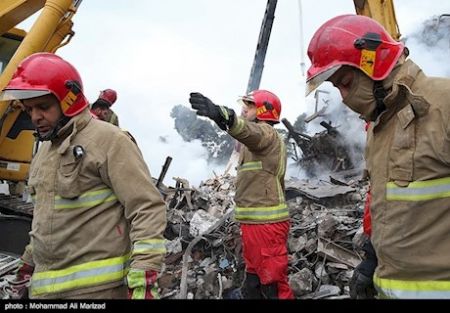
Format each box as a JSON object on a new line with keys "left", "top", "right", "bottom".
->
{"left": 349, "top": 240, "right": 377, "bottom": 299}
{"left": 8, "top": 259, "right": 34, "bottom": 299}
{"left": 189, "top": 92, "right": 235, "bottom": 130}
{"left": 127, "top": 269, "right": 160, "bottom": 299}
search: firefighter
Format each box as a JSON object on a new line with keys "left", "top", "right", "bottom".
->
{"left": 0, "top": 53, "right": 166, "bottom": 299}
{"left": 306, "top": 14, "right": 450, "bottom": 299}
{"left": 91, "top": 88, "right": 119, "bottom": 126}
{"left": 189, "top": 90, "right": 294, "bottom": 299}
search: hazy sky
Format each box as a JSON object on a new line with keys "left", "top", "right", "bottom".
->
{"left": 20, "top": 0, "right": 450, "bottom": 186}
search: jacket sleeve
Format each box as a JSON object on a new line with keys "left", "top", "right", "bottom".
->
{"left": 228, "top": 117, "right": 277, "bottom": 152}
{"left": 21, "top": 244, "right": 34, "bottom": 266}
{"left": 102, "top": 130, "right": 167, "bottom": 272}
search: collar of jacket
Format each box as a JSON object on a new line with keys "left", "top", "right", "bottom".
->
{"left": 372, "top": 59, "right": 430, "bottom": 131}
{"left": 52, "top": 108, "right": 92, "bottom": 154}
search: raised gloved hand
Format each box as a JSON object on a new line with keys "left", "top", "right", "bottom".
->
{"left": 127, "top": 269, "right": 160, "bottom": 299}
{"left": 350, "top": 239, "right": 378, "bottom": 299}
{"left": 8, "top": 258, "right": 34, "bottom": 299}
{"left": 189, "top": 92, "right": 235, "bottom": 131}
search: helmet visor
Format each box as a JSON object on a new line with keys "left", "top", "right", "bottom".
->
{"left": 305, "top": 65, "right": 341, "bottom": 97}
{"left": 240, "top": 94, "right": 255, "bottom": 104}
{"left": 0, "top": 90, "right": 51, "bottom": 102}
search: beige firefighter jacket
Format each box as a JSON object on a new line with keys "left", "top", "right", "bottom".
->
{"left": 26, "top": 109, "right": 166, "bottom": 298}
{"left": 367, "top": 60, "right": 450, "bottom": 298}
{"left": 228, "top": 117, "right": 288, "bottom": 224}
{"left": 106, "top": 109, "right": 119, "bottom": 127}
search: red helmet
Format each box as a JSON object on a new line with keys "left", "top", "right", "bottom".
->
{"left": 241, "top": 89, "right": 281, "bottom": 123}
{"left": 98, "top": 89, "right": 117, "bottom": 106}
{"left": 306, "top": 14, "right": 405, "bottom": 96}
{"left": 0, "top": 52, "right": 88, "bottom": 117}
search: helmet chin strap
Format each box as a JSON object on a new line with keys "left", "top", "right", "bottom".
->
{"left": 372, "top": 81, "right": 387, "bottom": 120}
{"left": 34, "top": 116, "right": 70, "bottom": 141}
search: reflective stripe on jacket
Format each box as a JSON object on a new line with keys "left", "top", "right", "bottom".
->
{"left": 31, "top": 255, "right": 129, "bottom": 296}
{"left": 374, "top": 275, "right": 450, "bottom": 299}
{"left": 228, "top": 117, "right": 288, "bottom": 224}
{"left": 28, "top": 109, "right": 166, "bottom": 298}
{"left": 366, "top": 60, "right": 450, "bottom": 299}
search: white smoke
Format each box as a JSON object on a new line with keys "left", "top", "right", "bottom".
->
{"left": 405, "top": 16, "right": 450, "bottom": 78}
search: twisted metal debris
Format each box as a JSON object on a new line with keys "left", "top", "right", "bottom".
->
{"left": 161, "top": 172, "right": 369, "bottom": 299}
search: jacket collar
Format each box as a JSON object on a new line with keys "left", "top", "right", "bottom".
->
{"left": 53, "top": 108, "right": 92, "bottom": 154}
{"left": 373, "top": 60, "right": 430, "bottom": 130}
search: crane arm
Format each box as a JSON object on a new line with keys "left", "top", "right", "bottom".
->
{"left": 353, "top": 0, "right": 401, "bottom": 40}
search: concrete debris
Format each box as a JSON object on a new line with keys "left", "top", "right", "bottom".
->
{"left": 0, "top": 253, "right": 21, "bottom": 299}
{"left": 286, "top": 180, "right": 356, "bottom": 203}
{"left": 158, "top": 171, "right": 368, "bottom": 299}
{"left": 317, "top": 238, "right": 361, "bottom": 268}
{"left": 166, "top": 238, "right": 183, "bottom": 255}
{"left": 289, "top": 268, "right": 315, "bottom": 296}
{"left": 310, "top": 285, "right": 341, "bottom": 299}
{"left": 189, "top": 210, "right": 220, "bottom": 237}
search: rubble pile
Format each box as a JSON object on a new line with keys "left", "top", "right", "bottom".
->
{"left": 161, "top": 175, "right": 244, "bottom": 299}
{"left": 0, "top": 172, "right": 369, "bottom": 299}
{"left": 160, "top": 172, "right": 369, "bottom": 299}
{"left": 285, "top": 175, "right": 368, "bottom": 299}
{"left": 0, "top": 253, "right": 21, "bottom": 299}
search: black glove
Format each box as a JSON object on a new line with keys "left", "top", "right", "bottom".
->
{"left": 349, "top": 240, "right": 378, "bottom": 299}
{"left": 189, "top": 92, "right": 235, "bottom": 131}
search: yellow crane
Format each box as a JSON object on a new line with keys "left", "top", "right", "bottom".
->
{"left": 0, "top": 0, "right": 82, "bottom": 193}
{"left": 353, "top": 0, "right": 401, "bottom": 40}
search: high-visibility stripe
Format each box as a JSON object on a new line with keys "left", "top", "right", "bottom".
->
{"left": 219, "top": 106, "right": 230, "bottom": 121}
{"left": 276, "top": 134, "right": 286, "bottom": 203}
{"left": 132, "top": 239, "right": 166, "bottom": 256}
{"left": 238, "top": 161, "right": 263, "bottom": 172}
{"left": 127, "top": 270, "right": 160, "bottom": 300}
{"left": 128, "top": 269, "right": 146, "bottom": 299}
{"left": 374, "top": 275, "right": 450, "bottom": 299}
{"left": 229, "top": 118, "right": 245, "bottom": 136}
{"left": 31, "top": 255, "right": 129, "bottom": 296}
{"left": 235, "top": 204, "right": 289, "bottom": 221}
{"left": 386, "top": 177, "right": 450, "bottom": 201}
{"left": 54, "top": 188, "right": 117, "bottom": 209}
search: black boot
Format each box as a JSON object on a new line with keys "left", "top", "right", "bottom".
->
{"left": 243, "top": 272, "right": 263, "bottom": 299}
{"left": 261, "top": 283, "right": 278, "bottom": 299}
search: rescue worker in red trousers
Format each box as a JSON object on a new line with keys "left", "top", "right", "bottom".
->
{"left": 189, "top": 90, "right": 294, "bottom": 299}
{"left": 0, "top": 53, "right": 167, "bottom": 299}
{"left": 306, "top": 14, "right": 450, "bottom": 299}
{"left": 91, "top": 89, "right": 119, "bottom": 126}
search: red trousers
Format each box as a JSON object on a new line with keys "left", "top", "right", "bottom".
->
{"left": 363, "top": 190, "right": 372, "bottom": 237}
{"left": 241, "top": 221, "right": 294, "bottom": 299}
